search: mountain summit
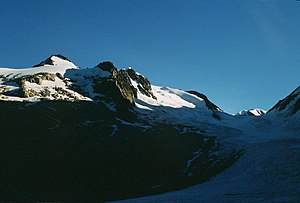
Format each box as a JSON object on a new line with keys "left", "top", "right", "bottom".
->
{"left": 33, "top": 54, "right": 75, "bottom": 67}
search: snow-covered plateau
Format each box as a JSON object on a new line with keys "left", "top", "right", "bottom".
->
{"left": 0, "top": 54, "right": 299, "bottom": 202}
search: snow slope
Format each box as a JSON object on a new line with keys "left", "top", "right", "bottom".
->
{"left": 113, "top": 86, "right": 300, "bottom": 202}
{"left": 115, "top": 113, "right": 300, "bottom": 202}
{"left": 0, "top": 55, "right": 78, "bottom": 78}
{"left": 112, "top": 85, "right": 300, "bottom": 202}
{"left": 116, "top": 134, "right": 300, "bottom": 202}
{"left": 131, "top": 80, "right": 226, "bottom": 126}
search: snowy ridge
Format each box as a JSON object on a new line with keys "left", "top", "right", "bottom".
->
{"left": 0, "top": 55, "right": 231, "bottom": 123}
{"left": 1, "top": 55, "right": 298, "bottom": 124}
{"left": 128, "top": 70, "right": 224, "bottom": 125}
{"left": 0, "top": 59, "right": 76, "bottom": 79}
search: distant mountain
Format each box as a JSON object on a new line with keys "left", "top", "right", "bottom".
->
{"left": 235, "top": 109, "right": 266, "bottom": 117}
{"left": 0, "top": 54, "right": 299, "bottom": 202}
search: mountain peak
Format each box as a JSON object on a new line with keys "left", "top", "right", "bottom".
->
{"left": 96, "top": 61, "right": 117, "bottom": 75}
{"left": 235, "top": 109, "right": 266, "bottom": 116}
{"left": 33, "top": 54, "right": 75, "bottom": 67}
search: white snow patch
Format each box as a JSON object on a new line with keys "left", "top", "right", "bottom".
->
{"left": 116, "top": 118, "right": 152, "bottom": 129}
{"left": 81, "top": 120, "right": 104, "bottom": 125}
{"left": 183, "top": 148, "right": 203, "bottom": 174}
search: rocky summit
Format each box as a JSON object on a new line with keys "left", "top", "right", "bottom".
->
{"left": 0, "top": 55, "right": 299, "bottom": 202}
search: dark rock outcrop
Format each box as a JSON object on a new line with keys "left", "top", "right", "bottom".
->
{"left": 94, "top": 62, "right": 157, "bottom": 109}
{"left": 94, "top": 62, "right": 136, "bottom": 109}
{"left": 17, "top": 73, "right": 56, "bottom": 98}
{"left": 97, "top": 61, "right": 117, "bottom": 75}
{"left": 127, "top": 68, "right": 156, "bottom": 99}
{"left": 115, "top": 69, "right": 136, "bottom": 105}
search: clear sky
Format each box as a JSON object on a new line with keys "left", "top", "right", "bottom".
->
{"left": 0, "top": 0, "right": 299, "bottom": 114}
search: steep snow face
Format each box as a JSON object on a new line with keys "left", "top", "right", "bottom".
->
{"left": 187, "top": 90, "right": 223, "bottom": 112}
{"left": 124, "top": 68, "right": 227, "bottom": 125}
{"left": 37, "top": 55, "right": 77, "bottom": 67}
{"left": 261, "top": 86, "right": 300, "bottom": 132}
{"left": 235, "top": 109, "right": 266, "bottom": 117}
{"left": 268, "top": 86, "right": 300, "bottom": 116}
{"left": 134, "top": 85, "right": 197, "bottom": 109}
{"left": 33, "top": 54, "right": 77, "bottom": 68}
{"left": 133, "top": 85, "right": 227, "bottom": 125}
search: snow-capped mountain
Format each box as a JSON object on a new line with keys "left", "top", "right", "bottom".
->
{"left": 235, "top": 108, "right": 266, "bottom": 116}
{"left": 0, "top": 54, "right": 224, "bottom": 120}
{"left": 0, "top": 55, "right": 299, "bottom": 202}
{"left": 0, "top": 54, "right": 88, "bottom": 101}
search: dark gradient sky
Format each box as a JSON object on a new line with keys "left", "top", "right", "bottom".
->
{"left": 0, "top": 0, "right": 299, "bottom": 113}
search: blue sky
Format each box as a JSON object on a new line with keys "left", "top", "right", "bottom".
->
{"left": 0, "top": 0, "right": 299, "bottom": 113}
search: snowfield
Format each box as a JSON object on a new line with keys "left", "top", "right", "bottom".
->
{"left": 133, "top": 84, "right": 225, "bottom": 126}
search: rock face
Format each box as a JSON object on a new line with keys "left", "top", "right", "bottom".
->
{"left": 97, "top": 61, "right": 118, "bottom": 75}
{"left": 114, "top": 69, "right": 136, "bottom": 105}
{"left": 17, "top": 73, "right": 56, "bottom": 97}
{"left": 94, "top": 62, "right": 136, "bottom": 109}
{"left": 127, "top": 68, "right": 157, "bottom": 99}
{"left": 94, "top": 62, "right": 157, "bottom": 109}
